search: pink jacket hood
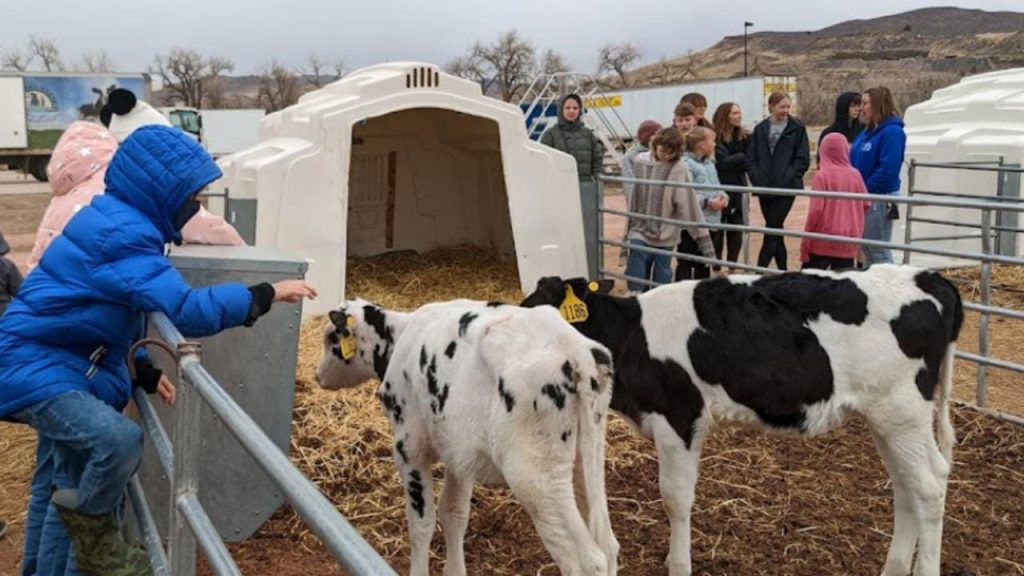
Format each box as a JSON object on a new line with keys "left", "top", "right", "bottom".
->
{"left": 27, "top": 122, "right": 244, "bottom": 272}
{"left": 801, "top": 133, "right": 869, "bottom": 262}
{"left": 46, "top": 122, "right": 118, "bottom": 196}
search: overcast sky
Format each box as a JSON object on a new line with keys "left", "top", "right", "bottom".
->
{"left": 2, "top": 1, "right": 1021, "bottom": 75}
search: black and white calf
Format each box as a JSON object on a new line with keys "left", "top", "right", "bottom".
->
{"left": 521, "top": 265, "right": 963, "bottom": 576}
{"left": 316, "top": 299, "right": 619, "bottom": 576}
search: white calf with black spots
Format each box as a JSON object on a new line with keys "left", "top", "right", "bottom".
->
{"left": 521, "top": 265, "right": 963, "bottom": 576}
{"left": 317, "top": 299, "right": 619, "bottom": 576}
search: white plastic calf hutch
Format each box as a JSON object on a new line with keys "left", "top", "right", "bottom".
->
{"left": 218, "top": 62, "right": 585, "bottom": 315}
{"left": 902, "top": 68, "right": 1024, "bottom": 267}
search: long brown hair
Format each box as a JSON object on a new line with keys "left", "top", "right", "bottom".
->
{"left": 711, "top": 102, "right": 748, "bottom": 144}
{"left": 864, "top": 86, "right": 900, "bottom": 130}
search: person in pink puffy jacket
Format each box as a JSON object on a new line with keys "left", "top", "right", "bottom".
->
{"left": 28, "top": 98, "right": 244, "bottom": 272}
{"left": 800, "top": 133, "right": 870, "bottom": 270}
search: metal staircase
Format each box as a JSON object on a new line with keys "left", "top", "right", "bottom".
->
{"left": 517, "top": 73, "right": 634, "bottom": 170}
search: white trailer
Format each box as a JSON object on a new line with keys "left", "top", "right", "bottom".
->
{"left": 1, "top": 72, "right": 153, "bottom": 180}
{"left": 199, "top": 109, "right": 265, "bottom": 157}
{"left": 583, "top": 75, "right": 799, "bottom": 141}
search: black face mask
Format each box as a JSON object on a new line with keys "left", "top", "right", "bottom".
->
{"left": 172, "top": 199, "right": 201, "bottom": 232}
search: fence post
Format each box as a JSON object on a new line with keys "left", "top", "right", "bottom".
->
{"left": 596, "top": 177, "right": 605, "bottom": 279}
{"left": 995, "top": 157, "right": 1021, "bottom": 257}
{"left": 978, "top": 210, "right": 992, "bottom": 408}
{"left": 903, "top": 159, "right": 917, "bottom": 264}
{"left": 742, "top": 192, "right": 751, "bottom": 266}
{"left": 169, "top": 343, "right": 203, "bottom": 576}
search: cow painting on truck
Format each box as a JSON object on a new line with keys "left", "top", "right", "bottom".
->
{"left": 0, "top": 73, "right": 150, "bottom": 181}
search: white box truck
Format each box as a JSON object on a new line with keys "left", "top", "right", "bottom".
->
{"left": 0, "top": 72, "right": 154, "bottom": 181}
{"left": 0, "top": 72, "right": 201, "bottom": 181}
{"left": 197, "top": 109, "right": 265, "bottom": 157}
{"left": 524, "top": 75, "right": 799, "bottom": 145}
{"left": 585, "top": 75, "right": 799, "bottom": 140}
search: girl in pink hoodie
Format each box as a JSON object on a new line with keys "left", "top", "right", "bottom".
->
{"left": 800, "top": 132, "right": 869, "bottom": 270}
{"left": 28, "top": 122, "right": 245, "bottom": 272}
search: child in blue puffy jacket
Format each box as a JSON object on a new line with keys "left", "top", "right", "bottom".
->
{"left": 0, "top": 125, "right": 316, "bottom": 576}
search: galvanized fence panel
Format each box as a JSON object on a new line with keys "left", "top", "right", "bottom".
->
{"left": 130, "top": 312, "right": 397, "bottom": 576}
{"left": 597, "top": 165, "right": 1024, "bottom": 424}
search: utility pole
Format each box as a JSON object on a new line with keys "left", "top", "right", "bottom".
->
{"left": 744, "top": 21, "right": 754, "bottom": 77}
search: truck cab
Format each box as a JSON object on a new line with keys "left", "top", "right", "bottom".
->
{"left": 159, "top": 106, "right": 202, "bottom": 143}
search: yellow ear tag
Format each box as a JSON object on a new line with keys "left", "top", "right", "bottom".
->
{"left": 588, "top": 281, "right": 599, "bottom": 292}
{"left": 559, "top": 286, "right": 589, "bottom": 324}
{"left": 340, "top": 316, "right": 357, "bottom": 360}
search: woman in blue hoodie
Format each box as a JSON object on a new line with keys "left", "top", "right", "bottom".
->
{"left": 850, "top": 86, "right": 906, "bottom": 266}
{"left": 0, "top": 125, "right": 316, "bottom": 576}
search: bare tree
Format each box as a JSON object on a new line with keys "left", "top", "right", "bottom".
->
{"left": 28, "top": 35, "right": 64, "bottom": 71}
{"left": 256, "top": 59, "right": 301, "bottom": 112}
{"left": 206, "top": 55, "right": 234, "bottom": 78}
{"left": 1, "top": 48, "right": 30, "bottom": 71}
{"left": 540, "top": 49, "right": 570, "bottom": 75}
{"left": 597, "top": 42, "right": 642, "bottom": 87}
{"left": 151, "top": 48, "right": 234, "bottom": 108}
{"left": 303, "top": 53, "right": 345, "bottom": 88}
{"left": 80, "top": 50, "right": 115, "bottom": 73}
{"left": 447, "top": 30, "right": 538, "bottom": 102}
{"left": 445, "top": 54, "right": 494, "bottom": 93}
{"left": 475, "top": 30, "right": 538, "bottom": 101}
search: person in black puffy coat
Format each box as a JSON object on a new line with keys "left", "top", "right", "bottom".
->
{"left": 746, "top": 91, "right": 810, "bottom": 271}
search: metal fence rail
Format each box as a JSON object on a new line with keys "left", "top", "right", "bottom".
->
{"left": 904, "top": 158, "right": 1023, "bottom": 260}
{"left": 129, "top": 312, "right": 397, "bottom": 576}
{"left": 597, "top": 165, "right": 1024, "bottom": 424}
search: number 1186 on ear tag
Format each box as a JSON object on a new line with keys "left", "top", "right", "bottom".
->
{"left": 559, "top": 286, "right": 589, "bottom": 324}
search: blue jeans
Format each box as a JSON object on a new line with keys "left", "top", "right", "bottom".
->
{"left": 14, "top": 391, "right": 144, "bottom": 576}
{"left": 624, "top": 239, "right": 672, "bottom": 292}
{"left": 863, "top": 200, "right": 894, "bottom": 267}
{"left": 21, "top": 438, "right": 79, "bottom": 576}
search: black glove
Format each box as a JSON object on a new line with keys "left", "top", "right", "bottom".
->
{"left": 245, "top": 283, "right": 275, "bottom": 327}
{"left": 132, "top": 358, "right": 163, "bottom": 394}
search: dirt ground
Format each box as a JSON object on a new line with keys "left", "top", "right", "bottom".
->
{"left": 1, "top": 177, "right": 1022, "bottom": 576}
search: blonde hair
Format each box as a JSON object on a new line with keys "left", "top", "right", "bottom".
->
{"left": 683, "top": 125, "right": 714, "bottom": 154}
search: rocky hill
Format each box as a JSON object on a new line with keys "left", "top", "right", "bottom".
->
{"left": 627, "top": 7, "right": 1024, "bottom": 124}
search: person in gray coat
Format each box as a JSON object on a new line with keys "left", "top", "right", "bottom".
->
{"left": 0, "top": 231, "right": 24, "bottom": 317}
{"left": 541, "top": 94, "right": 604, "bottom": 278}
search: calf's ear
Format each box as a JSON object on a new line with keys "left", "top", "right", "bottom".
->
{"left": 563, "top": 278, "right": 589, "bottom": 299}
{"left": 328, "top": 310, "right": 346, "bottom": 328}
{"left": 590, "top": 279, "right": 614, "bottom": 295}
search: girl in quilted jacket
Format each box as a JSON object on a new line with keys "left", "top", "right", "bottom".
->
{"left": 0, "top": 126, "right": 316, "bottom": 576}
{"left": 28, "top": 113, "right": 244, "bottom": 273}
{"left": 677, "top": 126, "right": 729, "bottom": 280}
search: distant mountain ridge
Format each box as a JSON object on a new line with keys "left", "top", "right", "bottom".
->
{"left": 625, "top": 7, "right": 1024, "bottom": 124}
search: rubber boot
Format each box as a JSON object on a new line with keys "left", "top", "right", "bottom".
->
{"left": 52, "top": 489, "right": 152, "bottom": 576}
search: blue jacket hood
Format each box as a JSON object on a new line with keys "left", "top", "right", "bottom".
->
{"left": 104, "top": 125, "right": 222, "bottom": 245}
{"left": 875, "top": 116, "right": 905, "bottom": 133}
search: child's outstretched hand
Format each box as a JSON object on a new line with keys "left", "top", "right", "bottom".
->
{"left": 272, "top": 280, "right": 319, "bottom": 303}
{"left": 710, "top": 196, "right": 729, "bottom": 211}
{"left": 158, "top": 375, "right": 176, "bottom": 406}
